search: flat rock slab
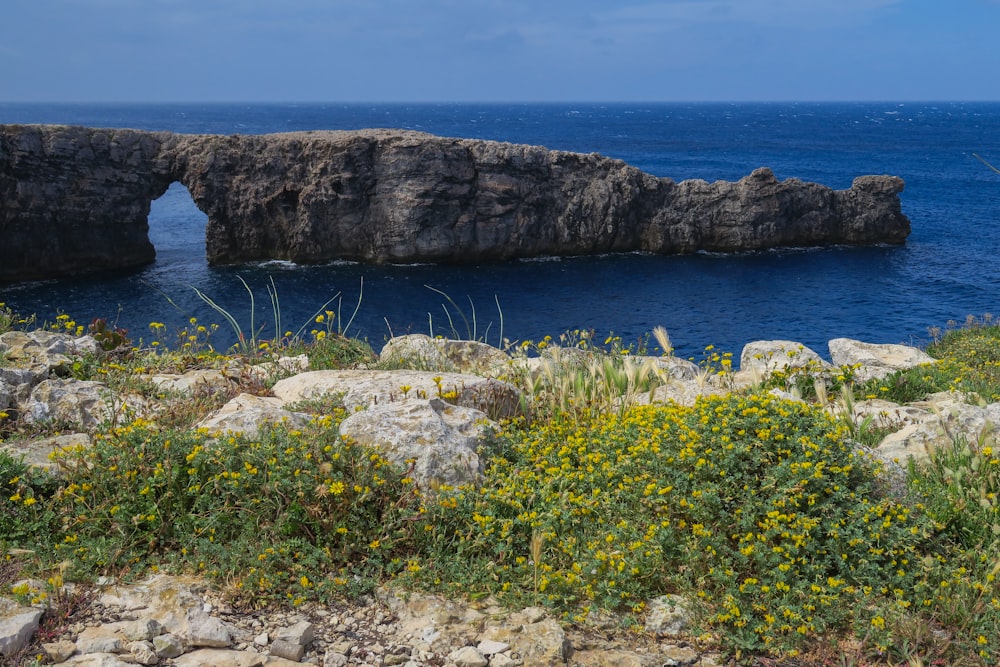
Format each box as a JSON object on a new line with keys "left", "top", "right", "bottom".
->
{"left": 271, "top": 370, "right": 522, "bottom": 419}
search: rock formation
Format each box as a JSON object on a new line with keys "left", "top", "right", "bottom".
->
{"left": 0, "top": 124, "right": 911, "bottom": 284}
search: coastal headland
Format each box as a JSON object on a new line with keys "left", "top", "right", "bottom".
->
{"left": 0, "top": 124, "right": 910, "bottom": 283}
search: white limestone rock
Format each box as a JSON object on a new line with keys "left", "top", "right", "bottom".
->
{"left": 150, "top": 369, "right": 232, "bottom": 395}
{"left": 380, "top": 335, "right": 511, "bottom": 376}
{"left": 740, "top": 340, "right": 828, "bottom": 379}
{"left": 339, "top": 398, "right": 489, "bottom": 488}
{"left": 271, "top": 369, "right": 522, "bottom": 419}
{"left": 875, "top": 399, "right": 1000, "bottom": 465}
{"left": 644, "top": 594, "right": 693, "bottom": 637}
{"left": 196, "top": 393, "right": 309, "bottom": 437}
{"left": 0, "top": 432, "right": 91, "bottom": 475}
{"left": 0, "top": 596, "right": 43, "bottom": 659}
{"left": 448, "top": 645, "right": 488, "bottom": 667}
{"left": 828, "top": 338, "right": 937, "bottom": 382}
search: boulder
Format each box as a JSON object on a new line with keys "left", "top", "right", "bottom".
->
{"left": 739, "top": 340, "right": 828, "bottom": 378}
{"left": 150, "top": 368, "right": 232, "bottom": 395}
{"left": 828, "top": 338, "right": 937, "bottom": 382}
{"left": 0, "top": 432, "right": 92, "bottom": 475}
{"left": 339, "top": 398, "right": 490, "bottom": 488}
{"left": 0, "top": 596, "right": 43, "bottom": 659}
{"left": 97, "top": 575, "right": 239, "bottom": 653}
{"left": 830, "top": 398, "right": 932, "bottom": 431}
{"left": 271, "top": 370, "right": 522, "bottom": 420}
{"left": 196, "top": 393, "right": 309, "bottom": 437}
{"left": 380, "top": 335, "right": 511, "bottom": 376}
{"left": 875, "top": 399, "right": 1000, "bottom": 465}
{"left": 478, "top": 609, "right": 568, "bottom": 667}
{"left": 21, "top": 378, "right": 145, "bottom": 431}
{"left": 634, "top": 380, "right": 727, "bottom": 408}
{"left": 643, "top": 595, "right": 694, "bottom": 637}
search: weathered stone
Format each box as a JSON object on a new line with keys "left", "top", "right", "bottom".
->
{"left": 644, "top": 595, "right": 693, "bottom": 637}
{"left": 643, "top": 355, "right": 700, "bottom": 381}
{"left": 448, "top": 645, "right": 489, "bottom": 667}
{"left": 828, "top": 338, "right": 937, "bottom": 382}
{"left": 661, "top": 645, "right": 701, "bottom": 665}
{"left": 0, "top": 330, "right": 100, "bottom": 371}
{"left": 0, "top": 432, "right": 91, "bottom": 475}
{"left": 22, "top": 378, "right": 109, "bottom": 428}
{"left": 488, "top": 654, "right": 517, "bottom": 667}
{"left": 123, "top": 618, "right": 165, "bottom": 642}
{"left": 380, "top": 335, "right": 512, "bottom": 376}
{"left": 196, "top": 393, "right": 309, "bottom": 437}
{"left": 43, "top": 639, "right": 78, "bottom": 662}
{"left": 76, "top": 624, "right": 126, "bottom": 654}
{"left": 339, "top": 398, "right": 488, "bottom": 487}
{"left": 99, "top": 575, "right": 238, "bottom": 653}
{"left": 152, "top": 633, "right": 185, "bottom": 658}
{"left": 225, "top": 355, "right": 311, "bottom": 385}
{"left": 322, "top": 652, "right": 349, "bottom": 667}
{"left": 0, "top": 125, "right": 910, "bottom": 284}
{"left": 58, "top": 654, "right": 136, "bottom": 667}
{"left": 0, "top": 596, "right": 43, "bottom": 658}
{"left": 875, "top": 400, "right": 1000, "bottom": 465}
{"left": 265, "top": 657, "right": 311, "bottom": 667}
{"left": 186, "top": 612, "right": 233, "bottom": 648}
{"left": 0, "top": 366, "right": 43, "bottom": 404}
{"left": 570, "top": 649, "right": 648, "bottom": 667}
{"left": 269, "top": 620, "right": 314, "bottom": 661}
{"left": 636, "top": 380, "right": 727, "bottom": 408}
{"left": 172, "top": 648, "right": 266, "bottom": 667}
{"left": 479, "top": 615, "right": 567, "bottom": 667}
{"left": 830, "top": 398, "right": 932, "bottom": 431}
{"left": 740, "top": 340, "right": 827, "bottom": 378}
{"left": 128, "top": 640, "right": 160, "bottom": 665}
{"left": 476, "top": 639, "right": 510, "bottom": 656}
{"left": 271, "top": 369, "right": 522, "bottom": 419}
{"left": 149, "top": 369, "right": 232, "bottom": 395}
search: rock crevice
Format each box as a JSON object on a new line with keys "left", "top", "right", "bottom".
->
{"left": 0, "top": 125, "right": 911, "bottom": 283}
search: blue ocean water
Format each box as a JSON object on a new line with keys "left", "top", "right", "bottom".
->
{"left": 1, "top": 102, "right": 999, "bottom": 361}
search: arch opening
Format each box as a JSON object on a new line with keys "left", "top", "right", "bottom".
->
{"left": 148, "top": 181, "right": 209, "bottom": 268}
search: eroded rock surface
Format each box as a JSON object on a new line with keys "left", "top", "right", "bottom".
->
{"left": 1, "top": 125, "right": 911, "bottom": 283}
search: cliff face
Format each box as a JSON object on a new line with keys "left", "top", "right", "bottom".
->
{"left": 0, "top": 125, "right": 910, "bottom": 283}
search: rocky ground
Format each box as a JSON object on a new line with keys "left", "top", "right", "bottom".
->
{"left": 4, "top": 573, "right": 726, "bottom": 666}
{"left": 4, "top": 329, "right": 998, "bottom": 665}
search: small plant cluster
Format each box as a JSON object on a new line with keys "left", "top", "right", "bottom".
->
{"left": 7, "top": 290, "right": 1000, "bottom": 663}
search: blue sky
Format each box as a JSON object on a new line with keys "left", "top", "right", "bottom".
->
{"left": 3, "top": 0, "right": 999, "bottom": 102}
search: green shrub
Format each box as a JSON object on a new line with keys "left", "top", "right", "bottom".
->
{"left": 408, "top": 393, "right": 949, "bottom": 657}
{"left": 46, "top": 417, "right": 423, "bottom": 605}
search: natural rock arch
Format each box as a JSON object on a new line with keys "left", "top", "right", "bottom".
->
{"left": 0, "top": 124, "right": 910, "bottom": 284}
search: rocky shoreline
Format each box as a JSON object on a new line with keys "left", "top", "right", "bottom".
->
{"left": 0, "top": 125, "right": 910, "bottom": 283}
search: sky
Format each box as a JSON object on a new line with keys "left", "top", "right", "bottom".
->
{"left": 2, "top": 0, "right": 1000, "bottom": 102}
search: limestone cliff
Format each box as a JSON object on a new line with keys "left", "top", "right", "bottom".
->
{"left": 0, "top": 125, "right": 910, "bottom": 283}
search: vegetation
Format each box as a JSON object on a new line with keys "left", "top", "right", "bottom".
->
{"left": 3, "top": 298, "right": 1000, "bottom": 664}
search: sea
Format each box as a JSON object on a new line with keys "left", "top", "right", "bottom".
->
{"left": 1, "top": 102, "right": 999, "bottom": 362}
